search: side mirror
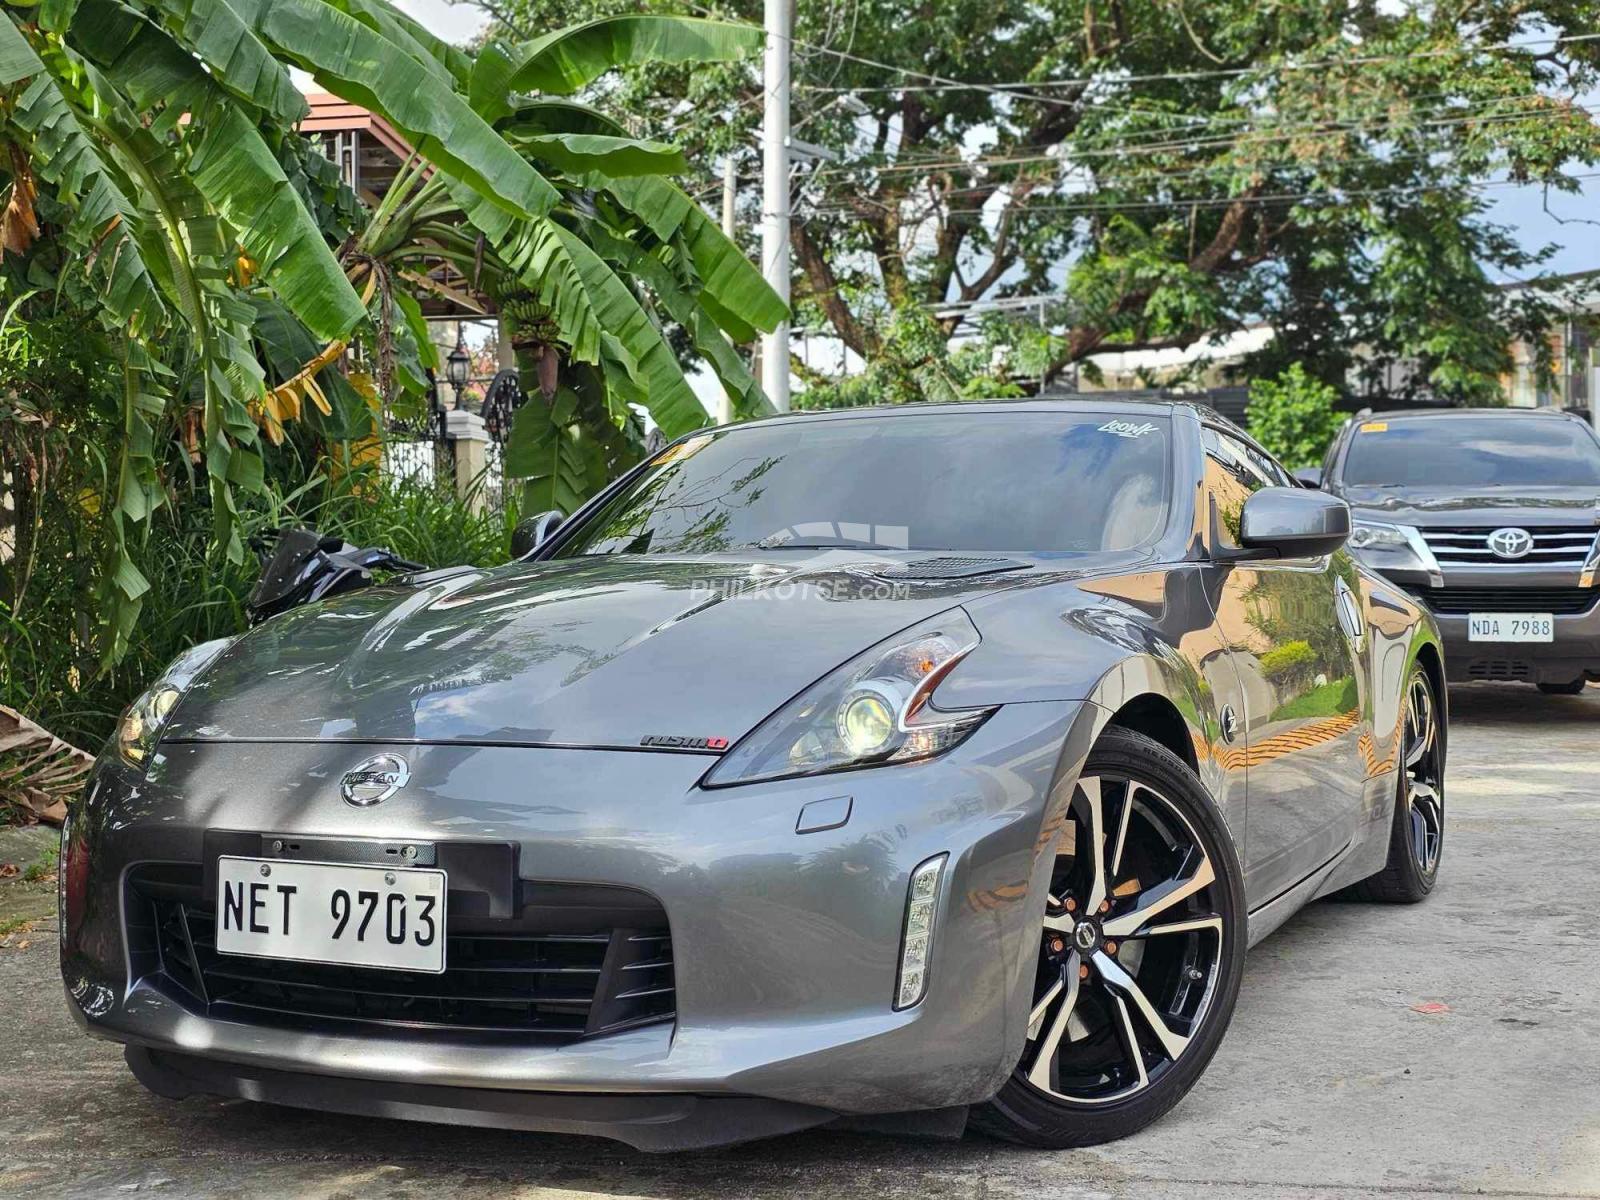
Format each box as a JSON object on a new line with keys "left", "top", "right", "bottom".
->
{"left": 1237, "top": 487, "right": 1350, "bottom": 559}
{"left": 511, "top": 509, "right": 565, "bottom": 560}
{"left": 1291, "top": 467, "right": 1323, "bottom": 489}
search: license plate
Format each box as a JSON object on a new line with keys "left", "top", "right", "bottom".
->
{"left": 1467, "top": 612, "right": 1555, "bottom": 643}
{"left": 215, "top": 856, "right": 447, "bottom": 974}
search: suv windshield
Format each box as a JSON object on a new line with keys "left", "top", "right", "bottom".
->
{"left": 556, "top": 411, "right": 1173, "bottom": 556}
{"left": 1340, "top": 417, "right": 1600, "bottom": 488}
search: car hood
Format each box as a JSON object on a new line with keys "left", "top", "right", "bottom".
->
{"left": 1338, "top": 484, "right": 1600, "bottom": 529}
{"left": 164, "top": 553, "right": 1083, "bottom": 749}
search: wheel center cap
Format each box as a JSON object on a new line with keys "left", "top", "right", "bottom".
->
{"left": 1072, "top": 920, "right": 1100, "bottom": 953}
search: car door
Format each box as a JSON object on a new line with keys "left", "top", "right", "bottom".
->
{"left": 1198, "top": 426, "right": 1370, "bottom": 903}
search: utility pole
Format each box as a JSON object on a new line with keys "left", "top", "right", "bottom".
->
{"left": 715, "top": 157, "right": 738, "bottom": 425}
{"left": 761, "top": 0, "right": 792, "bottom": 412}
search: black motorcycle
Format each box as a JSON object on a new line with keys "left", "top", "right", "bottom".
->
{"left": 244, "top": 528, "right": 424, "bottom": 626}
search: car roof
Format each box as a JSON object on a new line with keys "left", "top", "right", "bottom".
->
{"left": 1355, "top": 406, "right": 1581, "bottom": 422}
{"left": 723, "top": 394, "right": 1225, "bottom": 429}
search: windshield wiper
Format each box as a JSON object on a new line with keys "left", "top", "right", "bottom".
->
{"left": 748, "top": 540, "right": 900, "bottom": 551}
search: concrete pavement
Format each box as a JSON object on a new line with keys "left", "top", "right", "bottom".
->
{"left": 1, "top": 684, "right": 1596, "bottom": 1199}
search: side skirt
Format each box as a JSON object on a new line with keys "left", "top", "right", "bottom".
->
{"left": 1244, "top": 840, "right": 1352, "bottom": 949}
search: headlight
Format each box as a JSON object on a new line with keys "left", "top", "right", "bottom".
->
{"left": 703, "top": 610, "right": 994, "bottom": 787}
{"left": 1348, "top": 520, "right": 1414, "bottom": 551}
{"left": 114, "top": 637, "right": 234, "bottom": 768}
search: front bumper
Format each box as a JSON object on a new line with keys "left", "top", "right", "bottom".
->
{"left": 63, "top": 701, "right": 1091, "bottom": 1147}
{"left": 1363, "top": 563, "right": 1600, "bottom": 684}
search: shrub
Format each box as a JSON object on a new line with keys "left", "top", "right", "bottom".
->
{"left": 1260, "top": 640, "right": 1317, "bottom": 682}
{"left": 1246, "top": 365, "right": 1345, "bottom": 469}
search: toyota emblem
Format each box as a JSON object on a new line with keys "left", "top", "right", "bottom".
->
{"left": 1486, "top": 527, "right": 1534, "bottom": 560}
{"left": 340, "top": 754, "right": 410, "bottom": 807}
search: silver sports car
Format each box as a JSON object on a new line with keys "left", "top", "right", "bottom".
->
{"left": 62, "top": 399, "right": 1447, "bottom": 1151}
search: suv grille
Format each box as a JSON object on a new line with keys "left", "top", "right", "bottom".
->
{"left": 127, "top": 865, "right": 674, "bottom": 1042}
{"left": 1418, "top": 525, "right": 1599, "bottom": 567}
{"left": 1466, "top": 659, "right": 1533, "bottom": 682}
{"left": 1407, "top": 586, "right": 1600, "bottom": 615}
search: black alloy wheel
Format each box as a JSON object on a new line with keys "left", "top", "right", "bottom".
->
{"left": 1348, "top": 663, "right": 1445, "bottom": 903}
{"left": 973, "top": 727, "right": 1246, "bottom": 1147}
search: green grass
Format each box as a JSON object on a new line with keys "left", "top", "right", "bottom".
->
{"left": 1271, "top": 676, "right": 1359, "bottom": 722}
{"left": 23, "top": 844, "right": 58, "bottom": 883}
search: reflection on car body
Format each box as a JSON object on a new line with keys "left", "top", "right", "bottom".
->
{"left": 64, "top": 399, "right": 1446, "bottom": 1152}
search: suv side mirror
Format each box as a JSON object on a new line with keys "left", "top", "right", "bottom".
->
{"left": 1291, "top": 467, "right": 1323, "bottom": 489}
{"left": 511, "top": 510, "right": 565, "bottom": 560}
{"left": 1237, "top": 488, "right": 1350, "bottom": 559}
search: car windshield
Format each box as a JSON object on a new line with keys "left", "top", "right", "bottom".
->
{"left": 556, "top": 410, "right": 1173, "bottom": 556}
{"left": 1340, "top": 417, "right": 1600, "bottom": 487}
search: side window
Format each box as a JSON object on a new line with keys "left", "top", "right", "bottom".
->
{"left": 1201, "top": 427, "right": 1270, "bottom": 549}
{"left": 1218, "top": 429, "right": 1291, "bottom": 489}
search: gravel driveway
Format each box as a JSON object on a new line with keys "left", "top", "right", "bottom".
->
{"left": 2, "top": 683, "right": 1596, "bottom": 1199}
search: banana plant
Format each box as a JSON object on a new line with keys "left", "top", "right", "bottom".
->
{"left": 0, "top": 2, "right": 785, "bottom": 662}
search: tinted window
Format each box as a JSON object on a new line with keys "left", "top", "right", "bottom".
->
{"left": 1205, "top": 427, "right": 1290, "bottom": 491}
{"left": 1339, "top": 417, "right": 1600, "bottom": 487}
{"left": 558, "top": 411, "right": 1173, "bottom": 556}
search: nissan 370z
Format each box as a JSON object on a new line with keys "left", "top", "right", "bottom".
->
{"left": 62, "top": 401, "right": 1448, "bottom": 1151}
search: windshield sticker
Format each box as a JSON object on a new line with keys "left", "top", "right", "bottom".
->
{"left": 1098, "top": 419, "right": 1159, "bottom": 439}
{"left": 1359, "top": 421, "right": 1389, "bottom": 433}
{"left": 655, "top": 433, "right": 714, "bottom": 465}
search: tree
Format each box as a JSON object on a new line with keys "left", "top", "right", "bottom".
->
{"left": 471, "top": 0, "right": 1600, "bottom": 404}
{"left": 1246, "top": 364, "right": 1344, "bottom": 469}
{"left": 1, "top": 4, "right": 783, "bottom": 659}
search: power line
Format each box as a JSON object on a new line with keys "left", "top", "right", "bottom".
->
{"left": 801, "top": 102, "right": 1600, "bottom": 179}
{"left": 800, "top": 170, "right": 1600, "bottom": 220}
{"left": 804, "top": 89, "right": 1584, "bottom": 164}
{"left": 795, "top": 31, "right": 1600, "bottom": 102}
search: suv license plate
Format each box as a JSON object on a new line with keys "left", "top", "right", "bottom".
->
{"left": 215, "top": 856, "right": 447, "bottom": 974}
{"left": 1467, "top": 612, "right": 1554, "bottom": 643}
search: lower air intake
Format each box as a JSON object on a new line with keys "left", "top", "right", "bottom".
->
{"left": 126, "top": 864, "right": 673, "bottom": 1043}
{"left": 1465, "top": 659, "right": 1533, "bottom": 682}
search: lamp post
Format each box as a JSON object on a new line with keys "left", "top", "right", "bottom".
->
{"left": 445, "top": 323, "right": 470, "bottom": 409}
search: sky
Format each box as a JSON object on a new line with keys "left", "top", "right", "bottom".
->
{"left": 392, "top": 0, "right": 485, "bottom": 43}
{"left": 1485, "top": 183, "right": 1600, "bottom": 279}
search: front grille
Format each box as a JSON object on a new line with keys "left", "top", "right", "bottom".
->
{"left": 1418, "top": 525, "right": 1599, "bottom": 567}
{"left": 127, "top": 865, "right": 674, "bottom": 1043}
{"left": 1407, "top": 585, "right": 1600, "bottom": 615}
{"left": 1466, "top": 659, "right": 1533, "bottom": 681}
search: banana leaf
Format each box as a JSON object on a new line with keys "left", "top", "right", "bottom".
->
{"left": 0, "top": 13, "right": 40, "bottom": 83}
{"left": 468, "top": 41, "right": 518, "bottom": 122}
{"left": 510, "top": 15, "right": 760, "bottom": 95}
{"left": 324, "top": 0, "right": 465, "bottom": 87}
{"left": 603, "top": 175, "right": 787, "bottom": 341}
{"left": 8, "top": 70, "right": 164, "bottom": 329}
{"left": 514, "top": 132, "right": 688, "bottom": 179}
{"left": 462, "top": 190, "right": 709, "bottom": 438}
{"left": 140, "top": 0, "right": 307, "bottom": 126}
{"left": 328, "top": 0, "right": 471, "bottom": 85}
{"left": 186, "top": 100, "right": 367, "bottom": 341}
{"left": 500, "top": 99, "right": 629, "bottom": 139}
{"left": 71, "top": 8, "right": 365, "bottom": 341}
{"left": 587, "top": 222, "right": 770, "bottom": 420}
{"left": 505, "top": 386, "right": 592, "bottom": 514}
{"left": 225, "top": 0, "right": 557, "bottom": 220}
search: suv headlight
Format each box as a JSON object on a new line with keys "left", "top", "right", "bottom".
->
{"left": 1346, "top": 519, "right": 1440, "bottom": 575}
{"left": 115, "top": 637, "right": 234, "bottom": 768}
{"left": 703, "top": 610, "right": 995, "bottom": 788}
{"left": 1348, "top": 520, "right": 1410, "bottom": 551}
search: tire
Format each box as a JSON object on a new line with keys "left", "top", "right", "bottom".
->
{"left": 1537, "top": 680, "right": 1586, "bottom": 695}
{"left": 971, "top": 726, "right": 1247, "bottom": 1149}
{"left": 1346, "top": 664, "right": 1444, "bottom": 904}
